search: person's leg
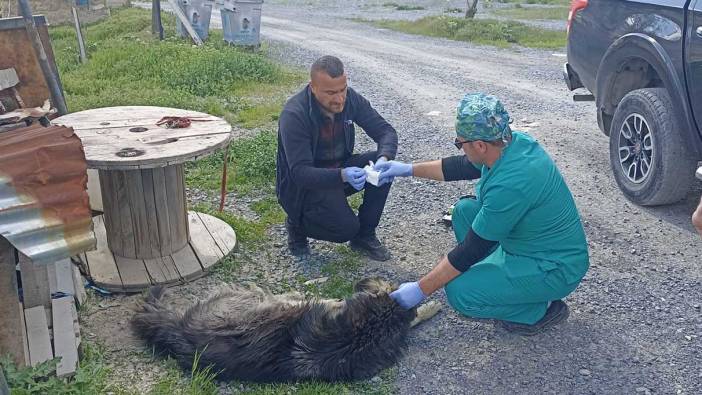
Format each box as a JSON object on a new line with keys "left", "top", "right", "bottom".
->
{"left": 342, "top": 152, "right": 393, "bottom": 261}
{"left": 342, "top": 152, "right": 391, "bottom": 237}
{"left": 444, "top": 249, "right": 579, "bottom": 325}
{"left": 299, "top": 187, "right": 360, "bottom": 243}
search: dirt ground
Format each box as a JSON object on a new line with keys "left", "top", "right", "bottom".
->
{"left": 86, "top": 1, "right": 702, "bottom": 394}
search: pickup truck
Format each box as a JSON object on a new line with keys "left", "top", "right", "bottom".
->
{"left": 564, "top": 0, "right": 702, "bottom": 205}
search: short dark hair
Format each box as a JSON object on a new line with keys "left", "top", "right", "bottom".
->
{"left": 310, "top": 56, "right": 344, "bottom": 79}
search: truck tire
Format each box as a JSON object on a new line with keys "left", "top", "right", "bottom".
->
{"left": 609, "top": 88, "right": 696, "bottom": 206}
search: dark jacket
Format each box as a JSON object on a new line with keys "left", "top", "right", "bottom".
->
{"left": 276, "top": 85, "right": 398, "bottom": 226}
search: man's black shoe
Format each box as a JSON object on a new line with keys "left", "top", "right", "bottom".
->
{"left": 501, "top": 300, "right": 570, "bottom": 336}
{"left": 286, "top": 219, "right": 310, "bottom": 257}
{"left": 349, "top": 234, "right": 391, "bottom": 261}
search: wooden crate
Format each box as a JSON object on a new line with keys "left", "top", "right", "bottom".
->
{"left": 0, "top": 237, "right": 84, "bottom": 378}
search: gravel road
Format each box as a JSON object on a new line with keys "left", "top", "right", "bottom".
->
{"left": 108, "top": 2, "right": 702, "bottom": 393}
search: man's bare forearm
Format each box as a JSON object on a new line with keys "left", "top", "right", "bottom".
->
{"left": 411, "top": 159, "right": 445, "bottom": 181}
{"left": 418, "top": 256, "right": 461, "bottom": 295}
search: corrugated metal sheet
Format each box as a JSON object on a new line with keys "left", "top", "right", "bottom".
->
{"left": 0, "top": 124, "right": 95, "bottom": 264}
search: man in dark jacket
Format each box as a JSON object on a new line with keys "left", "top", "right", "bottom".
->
{"left": 276, "top": 56, "right": 398, "bottom": 261}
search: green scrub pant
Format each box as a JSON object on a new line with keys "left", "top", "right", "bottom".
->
{"left": 445, "top": 198, "right": 580, "bottom": 324}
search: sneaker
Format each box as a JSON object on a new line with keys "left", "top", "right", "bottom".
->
{"left": 286, "top": 219, "right": 310, "bottom": 257}
{"left": 349, "top": 234, "right": 391, "bottom": 261}
{"left": 501, "top": 300, "right": 570, "bottom": 336}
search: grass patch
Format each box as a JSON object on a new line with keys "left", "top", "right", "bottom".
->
{"left": 251, "top": 196, "right": 286, "bottom": 224}
{"left": 493, "top": 5, "right": 569, "bottom": 20}
{"left": 303, "top": 246, "right": 364, "bottom": 299}
{"left": 144, "top": 353, "right": 219, "bottom": 395}
{"left": 185, "top": 129, "right": 278, "bottom": 194}
{"left": 497, "top": 0, "right": 569, "bottom": 4}
{"left": 366, "top": 15, "right": 566, "bottom": 49}
{"left": 193, "top": 203, "right": 268, "bottom": 246}
{"left": 230, "top": 367, "right": 397, "bottom": 394}
{"left": 382, "top": 2, "right": 424, "bottom": 11}
{"left": 2, "top": 343, "right": 112, "bottom": 394}
{"left": 50, "top": 8, "right": 304, "bottom": 129}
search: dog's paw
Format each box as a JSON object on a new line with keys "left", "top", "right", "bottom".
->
{"left": 410, "top": 301, "right": 442, "bottom": 328}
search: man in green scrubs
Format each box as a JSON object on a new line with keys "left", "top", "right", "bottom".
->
{"left": 375, "top": 93, "right": 589, "bottom": 335}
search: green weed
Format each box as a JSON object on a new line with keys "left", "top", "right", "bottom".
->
{"left": 365, "top": 15, "right": 566, "bottom": 49}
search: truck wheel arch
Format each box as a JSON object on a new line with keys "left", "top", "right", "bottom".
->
{"left": 595, "top": 33, "right": 700, "bottom": 156}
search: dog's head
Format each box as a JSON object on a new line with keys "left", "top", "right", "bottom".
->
{"left": 352, "top": 277, "right": 397, "bottom": 296}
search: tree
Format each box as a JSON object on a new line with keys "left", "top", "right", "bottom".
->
{"left": 465, "top": 0, "right": 478, "bottom": 18}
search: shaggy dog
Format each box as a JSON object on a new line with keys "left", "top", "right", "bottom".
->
{"left": 131, "top": 278, "right": 440, "bottom": 383}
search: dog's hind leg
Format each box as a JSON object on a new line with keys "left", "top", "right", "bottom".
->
{"left": 410, "top": 301, "right": 442, "bottom": 328}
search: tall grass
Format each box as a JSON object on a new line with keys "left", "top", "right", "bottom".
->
{"left": 50, "top": 8, "right": 303, "bottom": 127}
{"left": 368, "top": 15, "right": 566, "bottom": 49}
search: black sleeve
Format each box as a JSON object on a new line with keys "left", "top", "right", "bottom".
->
{"left": 441, "top": 155, "right": 481, "bottom": 181}
{"left": 350, "top": 89, "right": 398, "bottom": 161}
{"left": 279, "top": 109, "right": 344, "bottom": 189}
{"left": 447, "top": 227, "right": 498, "bottom": 272}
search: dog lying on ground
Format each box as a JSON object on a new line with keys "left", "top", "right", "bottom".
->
{"left": 131, "top": 278, "right": 440, "bottom": 383}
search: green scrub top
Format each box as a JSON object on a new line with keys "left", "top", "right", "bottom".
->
{"left": 471, "top": 132, "right": 589, "bottom": 283}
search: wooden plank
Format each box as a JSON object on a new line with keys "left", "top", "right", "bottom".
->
{"left": 152, "top": 167, "right": 173, "bottom": 256}
{"left": 165, "top": 165, "right": 188, "bottom": 252}
{"left": 114, "top": 170, "right": 137, "bottom": 258}
{"left": 176, "top": 165, "right": 190, "bottom": 238}
{"left": 72, "top": 263, "right": 86, "bottom": 306}
{"left": 1, "top": 362, "right": 9, "bottom": 395}
{"left": 99, "top": 169, "right": 122, "bottom": 254}
{"left": 198, "top": 212, "right": 238, "bottom": 257}
{"left": 167, "top": 0, "right": 204, "bottom": 45}
{"left": 143, "top": 256, "right": 181, "bottom": 285}
{"left": 52, "top": 297, "right": 78, "bottom": 377}
{"left": 86, "top": 169, "right": 103, "bottom": 212}
{"left": 71, "top": 7, "right": 87, "bottom": 63}
{"left": 187, "top": 212, "right": 224, "bottom": 269}
{"left": 125, "top": 170, "right": 151, "bottom": 258}
{"left": 0, "top": 67, "right": 19, "bottom": 90}
{"left": 140, "top": 169, "right": 162, "bottom": 258}
{"left": 113, "top": 256, "right": 150, "bottom": 290}
{"left": 19, "top": 253, "right": 51, "bottom": 309}
{"left": 171, "top": 245, "right": 203, "bottom": 281}
{"left": 19, "top": 302, "right": 30, "bottom": 366}
{"left": 52, "top": 106, "right": 232, "bottom": 170}
{"left": 0, "top": 239, "right": 28, "bottom": 366}
{"left": 84, "top": 215, "right": 123, "bottom": 288}
{"left": 50, "top": 259, "right": 75, "bottom": 297}
{"left": 24, "top": 306, "right": 53, "bottom": 366}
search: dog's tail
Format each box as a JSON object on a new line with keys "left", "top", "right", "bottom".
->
{"left": 131, "top": 286, "right": 194, "bottom": 359}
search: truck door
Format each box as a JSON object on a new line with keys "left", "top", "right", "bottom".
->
{"left": 687, "top": 0, "right": 702, "bottom": 135}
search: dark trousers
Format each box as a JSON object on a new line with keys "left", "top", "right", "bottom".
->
{"left": 298, "top": 151, "right": 391, "bottom": 243}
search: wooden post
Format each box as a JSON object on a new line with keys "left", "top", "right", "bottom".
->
{"left": 167, "top": 0, "right": 203, "bottom": 46}
{"left": 16, "top": 0, "right": 68, "bottom": 115}
{"left": 0, "top": 367, "right": 9, "bottom": 395}
{"left": 71, "top": 7, "right": 87, "bottom": 63}
{"left": 99, "top": 165, "right": 189, "bottom": 259}
{"left": 152, "top": 0, "right": 164, "bottom": 40}
{"left": 0, "top": 238, "right": 27, "bottom": 367}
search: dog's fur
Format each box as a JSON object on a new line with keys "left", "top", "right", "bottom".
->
{"left": 131, "top": 278, "right": 437, "bottom": 383}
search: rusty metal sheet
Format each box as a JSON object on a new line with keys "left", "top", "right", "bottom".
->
{"left": 0, "top": 124, "right": 95, "bottom": 264}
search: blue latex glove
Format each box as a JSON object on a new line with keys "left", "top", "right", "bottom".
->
{"left": 374, "top": 160, "right": 412, "bottom": 186}
{"left": 342, "top": 167, "right": 366, "bottom": 191}
{"left": 390, "top": 281, "right": 426, "bottom": 309}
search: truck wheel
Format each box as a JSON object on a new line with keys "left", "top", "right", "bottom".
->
{"left": 609, "top": 88, "right": 696, "bottom": 205}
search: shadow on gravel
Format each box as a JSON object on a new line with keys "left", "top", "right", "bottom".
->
{"left": 640, "top": 184, "right": 702, "bottom": 235}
